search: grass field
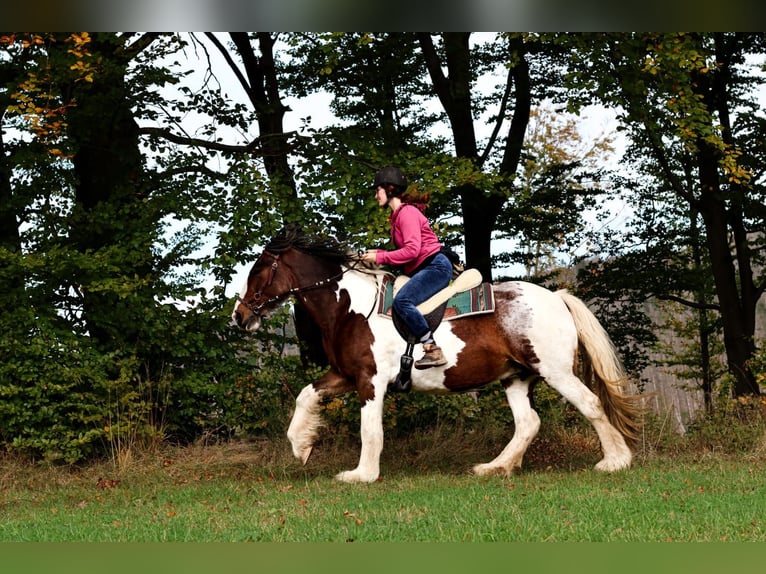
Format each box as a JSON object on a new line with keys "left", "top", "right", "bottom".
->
{"left": 2, "top": 425, "right": 765, "bottom": 543}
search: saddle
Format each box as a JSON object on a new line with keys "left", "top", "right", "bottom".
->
{"left": 385, "top": 269, "right": 490, "bottom": 392}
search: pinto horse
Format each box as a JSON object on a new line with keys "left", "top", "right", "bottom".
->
{"left": 232, "top": 226, "right": 642, "bottom": 483}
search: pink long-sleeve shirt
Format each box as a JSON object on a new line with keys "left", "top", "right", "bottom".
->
{"left": 375, "top": 204, "right": 441, "bottom": 275}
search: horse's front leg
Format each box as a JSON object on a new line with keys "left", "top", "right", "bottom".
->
{"left": 335, "top": 377, "right": 385, "bottom": 483}
{"left": 335, "top": 396, "right": 383, "bottom": 482}
{"left": 287, "top": 369, "right": 351, "bottom": 465}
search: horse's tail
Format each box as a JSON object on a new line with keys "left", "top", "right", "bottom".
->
{"left": 556, "top": 289, "right": 643, "bottom": 449}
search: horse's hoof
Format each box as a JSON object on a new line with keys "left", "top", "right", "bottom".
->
{"left": 335, "top": 470, "right": 379, "bottom": 483}
{"left": 472, "top": 462, "right": 519, "bottom": 477}
{"left": 594, "top": 457, "right": 631, "bottom": 472}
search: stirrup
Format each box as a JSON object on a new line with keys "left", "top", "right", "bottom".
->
{"left": 389, "top": 345, "right": 414, "bottom": 392}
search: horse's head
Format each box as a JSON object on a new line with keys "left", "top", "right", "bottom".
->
{"left": 231, "top": 225, "right": 353, "bottom": 331}
{"left": 232, "top": 249, "right": 297, "bottom": 331}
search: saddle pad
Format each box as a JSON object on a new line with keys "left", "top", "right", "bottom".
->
{"left": 376, "top": 274, "right": 495, "bottom": 320}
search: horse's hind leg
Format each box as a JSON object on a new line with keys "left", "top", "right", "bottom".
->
{"left": 473, "top": 375, "right": 540, "bottom": 476}
{"left": 544, "top": 372, "right": 631, "bottom": 471}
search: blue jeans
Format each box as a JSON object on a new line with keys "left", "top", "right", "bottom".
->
{"left": 392, "top": 253, "right": 453, "bottom": 340}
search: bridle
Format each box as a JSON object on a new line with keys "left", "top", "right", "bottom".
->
{"left": 235, "top": 251, "right": 348, "bottom": 316}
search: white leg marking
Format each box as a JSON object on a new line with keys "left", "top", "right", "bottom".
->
{"left": 474, "top": 379, "right": 540, "bottom": 476}
{"left": 335, "top": 395, "right": 384, "bottom": 483}
{"left": 545, "top": 373, "right": 632, "bottom": 471}
{"left": 287, "top": 384, "right": 322, "bottom": 464}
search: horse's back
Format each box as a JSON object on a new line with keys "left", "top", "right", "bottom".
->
{"left": 492, "top": 280, "right": 579, "bottom": 360}
{"left": 493, "top": 280, "right": 573, "bottom": 325}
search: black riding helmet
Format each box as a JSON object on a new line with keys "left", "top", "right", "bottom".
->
{"left": 371, "top": 166, "right": 408, "bottom": 197}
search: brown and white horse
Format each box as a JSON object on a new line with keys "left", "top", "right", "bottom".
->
{"left": 232, "top": 226, "right": 642, "bottom": 483}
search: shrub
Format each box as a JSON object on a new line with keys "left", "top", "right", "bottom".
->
{"left": 683, "top": 394, "right": 766, "bottom": 454}
{"left": 0, "top": 326, "right": 110, "bottom": 463}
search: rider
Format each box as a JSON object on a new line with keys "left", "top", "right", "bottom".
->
{"left": 361, "top": 166, "right": 452, "bottom": 369}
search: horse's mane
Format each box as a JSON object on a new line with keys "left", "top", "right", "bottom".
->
{"left": 264, "top": 224, "right": 355, "bottom": 265}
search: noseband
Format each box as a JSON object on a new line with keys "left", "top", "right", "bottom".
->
{"left": 236, "top": 251, "right": 346, "bottom": 316}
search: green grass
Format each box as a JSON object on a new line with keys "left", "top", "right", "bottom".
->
{"left": 2, "top": 427, "right": 765, "bottom": 542}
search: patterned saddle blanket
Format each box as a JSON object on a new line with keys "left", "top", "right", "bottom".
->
{"left": 376, "top": 274, "right": 495, "bottom": 320}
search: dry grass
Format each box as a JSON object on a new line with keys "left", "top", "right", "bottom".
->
{"left": 3, "top": 403, "right": 764, "bottom": 491}
{"left": 0, "top": 423, "right": 610, "bottom": 491}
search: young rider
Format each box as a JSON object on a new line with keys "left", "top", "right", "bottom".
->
{"left": 361, "top": 166, "right": 452, "bottom": 369}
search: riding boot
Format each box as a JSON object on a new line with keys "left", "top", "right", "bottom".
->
{"left": 414, "top": 343, "right": 446, "bottom": 369}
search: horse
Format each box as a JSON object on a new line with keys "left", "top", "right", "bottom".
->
{"left": 232, "top": 226, "right": 643, "bottom": 483}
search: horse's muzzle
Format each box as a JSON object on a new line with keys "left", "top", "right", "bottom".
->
{"left": 232, "top": 307, "right": 262, "bottom": 332}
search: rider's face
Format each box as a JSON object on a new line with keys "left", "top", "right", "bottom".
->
{"left": 375, "top": 185, "right": 389, "bottom": 207}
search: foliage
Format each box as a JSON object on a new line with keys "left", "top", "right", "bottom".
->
{"left": 0, "top": 32, "right": 279, "bottom": 462}
{"left": 652, "top": 298, "right": 727, "bottom": 411}
{"left": 562, "top": 32, "right": 766, "bottom": 396}
{"left": 748, "top": 344, "right": 766, "bottom": 394}
{"left": 493, "top": 106, "right": 616, "bottom": 278}
{"left": 0, "top": 320, "right": 108, "bottom": 463}
{"left": 320, "top": 384, "right": 513, "bottom": 440}
{"left": 674, "top": 392, "right": 766, "bottom": 454}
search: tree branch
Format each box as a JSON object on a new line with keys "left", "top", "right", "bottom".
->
{"left": 499, "top": 36, "right": 530, "bottom": 178}
{"left": 121, "top": 32, "right": 165, "bottom": 60}
{"left": 156, "top": 164, "right": 228, "bottom": 180}
{"left": 205, "top": 32, "right": 257, "bottom": 105}
{"left": 138, "top": 126, "right": 305, "bottom": 155}
{"left": 479, "top": 61, "right": 513, "bottom": 167}
{"left": 655, "top": 293, "right": 721, "bottom": 311}
{"left": 416, "top": 33, "right": 451, "bottom": 107}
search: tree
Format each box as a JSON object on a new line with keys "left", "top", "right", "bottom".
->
{"left": 0, "top": 32, "right": 286, "bottom": 460}
{"left": 416, "top": 32, "right": 531, "bottom": 281}
{"left": 566, "top": 32, "right": 766, "bottom": 397}
{"left": 493, "top": 105, "right": 616, "bottom": 279}
{"left": 282, "top": 33, "right": 576, "bottom": 282}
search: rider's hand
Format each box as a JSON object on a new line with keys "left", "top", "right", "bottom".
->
{"left": 361, "top": 250, "right": 378, "bottom": 263}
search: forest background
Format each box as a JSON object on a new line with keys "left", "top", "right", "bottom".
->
{"left": 1, "top": 32, "right": 765, "bottom": 464}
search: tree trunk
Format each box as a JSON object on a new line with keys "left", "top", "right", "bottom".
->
{"left": 65, "top": 34, "right": 152, "bottom": 349}
{"left": 227, "top": 33, "right": 322, "bottom": 366}
{"left": 229, "top": 33, "right": 298, "bottom": 207}
{"left": 696, "top": 145, "right": 758, "bottom": 396}
{"left": 418, "top": 33, "right": 532, "bottom": 282}
{"left": 689, "top": 208, "right": 715, "bottom": 411}
{"left": 0, "top": 103, "right": 25, "bottom": 316}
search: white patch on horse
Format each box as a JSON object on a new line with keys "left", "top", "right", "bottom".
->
{"left": 494, "top": 281, "right": 632, "bottom": 472}
{"left": 336, "top": 270, "right": 379, "bottom": 316}
{"left": 230, "top": 276, "right": 251, "bottom": 325}
{"left": 336, "top": 268, "right": 466, "bottom": 391}
{"left": 364, "top": 302, "right": 465, "bottom": 394}
{"left": 474, "top": 377, "right": 540, "bottom": 475}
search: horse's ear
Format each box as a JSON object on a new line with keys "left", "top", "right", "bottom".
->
{"left": 283, "top": 223, "right": 303, "bottom": 240}
{"left": 270, "top": 223, "right": 301, "bottom": 246}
